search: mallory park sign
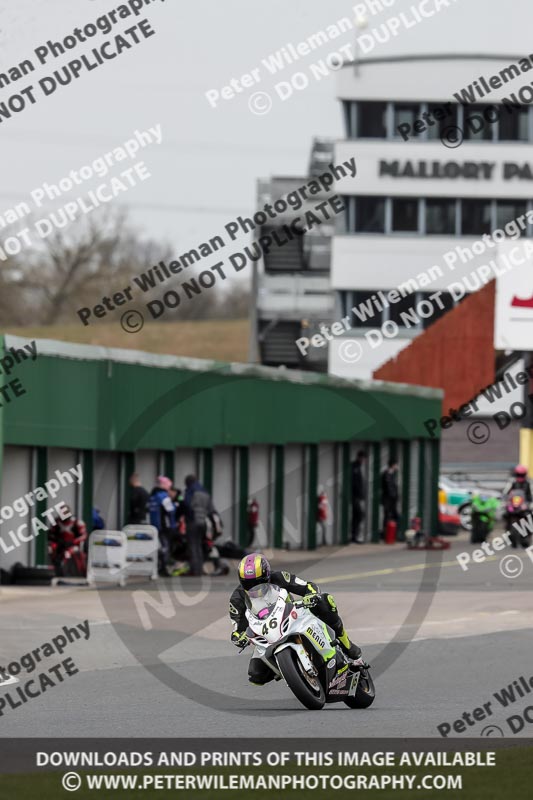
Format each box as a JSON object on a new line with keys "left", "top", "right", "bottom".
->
{"left": 379, "top": 160, "right": 533, "bottom": 181}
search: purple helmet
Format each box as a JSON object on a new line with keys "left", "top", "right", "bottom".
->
{"left": 238, "top": 553, "right": 271, "bottom": 591}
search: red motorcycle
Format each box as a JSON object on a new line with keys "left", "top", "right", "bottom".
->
{"left": 505, "top": 490, "right": 531, "bottom": 548}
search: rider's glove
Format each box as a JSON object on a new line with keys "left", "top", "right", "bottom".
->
{"left": 302, "top": 593, "right": 319, "bottom": 609}
{"left": 231, "top": 631, "right": 249, "bottom": 648}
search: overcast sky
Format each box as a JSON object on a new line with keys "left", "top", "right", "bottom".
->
{"left": 0, "top": 0, "right": 531, "bottom": 267}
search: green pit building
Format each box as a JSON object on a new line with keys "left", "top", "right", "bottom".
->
{"left": 0, "top": 334, "right": 442, "bottom": 569}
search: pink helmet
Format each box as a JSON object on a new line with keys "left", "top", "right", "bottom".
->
{"left": 157, "top": 475, "right": 172, "bottom": 491}
{"left": 514, "top": 465, "right": 528, "bottom": 480}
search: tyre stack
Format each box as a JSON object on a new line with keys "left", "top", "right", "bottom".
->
{"left": 6, "top": 562, "right": 55, "bottom": 586}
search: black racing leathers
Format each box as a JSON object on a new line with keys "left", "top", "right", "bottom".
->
{"left": 229, "top": 571, "right": 318, "bottom": 634}
{"left": 229, "top": 571, "right": 360, "bottom": 684}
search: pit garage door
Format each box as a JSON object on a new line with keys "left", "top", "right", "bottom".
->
{"left": 409, "top": 441, "right": 420, "bottom": 522}
{"left": 174, "top": 448, "right": 198, "bottom": 493}
{"left": 47, "top": 448, "right": 81, "bottom": 517}
{"left": 0, "top": 446, "right": 33, "bottom": 570}
{"left": 283, "top": 445, "right": 306, "bottom": 549}
{"left": 421, "top": 442, "right": 433, "bottom": 531}
{"left": 317, "top": 443, "right": 336, "bottom": 545}
{"left": 94, "top": 452, "right": 120, "bottom": 529}
{"left": 135, "top": 450, "right": 158, "bottom": 495}
{"left": 350, "top": 441, "right": 370, "bottom": 541}
{"left": 248, "top": 445, "right": 272, "bottom": 548}
{"left": 212, "top": 447, "right": 236, "bottom": 539}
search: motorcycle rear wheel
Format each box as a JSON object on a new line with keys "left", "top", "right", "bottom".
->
{"left": 344, "top": 668, "right": 376, "bottom": 709}
{"left": 508, "top": 525, "right": 524, "bottom": 548}
{"left": 276, "top": 648, "right": 325, "bottom": 710}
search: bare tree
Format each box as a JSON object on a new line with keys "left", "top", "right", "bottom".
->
{"left": 14, "top": 208, "right": 171, "bottom": 324}
{"left": 215, "top": 283, "right": 251, "bottom": 319}
{"left": 0, "top": 207, "right": 251, "bottom": 327}
{"left": 0, "top": 259, "right": 30, "bottom": 326}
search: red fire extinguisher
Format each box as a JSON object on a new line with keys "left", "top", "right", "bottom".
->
{"left": 317, "top": 491, "right": 329, "bottom": 522}
{"left": 248, "top": 498, "right": 259, "bottom": 528}
{"left": 385, "top": 520, "right": 397, "bottom": 544}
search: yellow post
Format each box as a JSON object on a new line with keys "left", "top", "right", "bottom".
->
{"left": 519, "top": 428, "right": 533, "bottom": 476}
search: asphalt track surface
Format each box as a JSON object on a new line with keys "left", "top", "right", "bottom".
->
{"left": 2, "top": 538, "right": 533, "bottom": 738}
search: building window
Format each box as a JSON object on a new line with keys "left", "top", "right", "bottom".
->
{"left": 342, "top": 196, "right": 354, "bottom": 233}
{"left": 426, "top": 199, "right": 456, "bottom": 234}
{"left": 338, "top": 291, "right": 351, "bottom": 319}
{"left": 357, "top": 101, "right": 387, "bottom": 138}
{"left": 461, "top": 199, "right": 492, "bottom": 235}
{"left": 350, "top": 290, "right": 383, "bottom": 328}
{"left": 342, "top": 101, "right": 356, "bottom": 138}
{"left": 496, "top": 200, "right": 527, "bottom": 234}
{"left": 420, "top": 291, "right": 455, "bottom": 328}
{"left": 388, "top": 292, "right": 420, "bottom": 327}
{"left": 347, "top": 197, "right": 528, "bottom": 237}
{"left": 355, "top": 196, "right": 386, "bottom": 232}
{"left": 392, "top": 198, "right": 419, "bottom": 232}
{"left": 393, "top": 104, "right": 422, "bottom": 137}
{"left": 463, "top": 104, "right": 495, "bottom": 141}
{"left": 499, "top": 105, "right": 529, "bottom": 141}
{"left": 426, "top": 103, "right": 459, "bottom": 140}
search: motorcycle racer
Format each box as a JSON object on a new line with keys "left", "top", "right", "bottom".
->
{"left": 503, "top": 464, "right": 532, "bottom": 503}
{"left": 47, "top": 504, "right": 87, "bottom": 576}
{"left": 229, "top": 553, "right": 362, "bottom": 686}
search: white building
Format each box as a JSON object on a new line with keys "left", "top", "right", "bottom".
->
{"left": 328, "top": 54, "right": 533, "bottom": 379}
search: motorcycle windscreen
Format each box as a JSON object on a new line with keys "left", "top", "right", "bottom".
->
{"left": 246, "top": 584, "right": 282, "bottom": 619}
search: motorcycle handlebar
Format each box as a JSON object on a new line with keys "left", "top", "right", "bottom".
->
{"left": 294, "top": 596, "right": 319, "bottom": 609}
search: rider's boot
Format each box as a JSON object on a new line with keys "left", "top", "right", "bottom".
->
{"left": 335, "top": 625, "right": 362, "bottom": 660}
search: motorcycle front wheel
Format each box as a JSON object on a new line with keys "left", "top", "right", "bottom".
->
{"left": 276, "top": 648, "right": 325, "bottom": 710}
{"left": 507, "top": 522, "right": 521, "bottom": 548}
{"left": 344, "top": 668, "right": 376, "bottom": 709}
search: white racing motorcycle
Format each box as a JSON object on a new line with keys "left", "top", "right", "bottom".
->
{"left": 241, "top": 584, "right": 375, "bottom": 711}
